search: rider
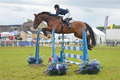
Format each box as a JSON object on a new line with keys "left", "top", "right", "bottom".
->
{"left": 53, "top": 4, "right": 71, "bottom": 29}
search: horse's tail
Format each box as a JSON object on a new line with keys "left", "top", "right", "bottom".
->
{"left": 84, "top": 23, "right": 96, "bottom": 46}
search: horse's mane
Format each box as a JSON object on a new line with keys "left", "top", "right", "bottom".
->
{"left": 38, "top": 12, "right": 53, "bottom": 16}
{"left": 38, "top": 11, "right": 62, "bottom": 19}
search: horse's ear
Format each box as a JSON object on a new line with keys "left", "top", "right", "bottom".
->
{"left": 34, "top": 14, "right": 37, "bottom": 16}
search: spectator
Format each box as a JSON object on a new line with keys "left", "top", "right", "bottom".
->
{"left": 19, "top": 37, "right": 22, "bottom": 40}
{"left": 34, "top": 39, "right": 37, "bottom": 44}
{"left": 74, "top": 39, "right": 78, "bottom": 46}
{"left": 10, "top": 36, "right": 14, "bottom": 40}
{"left": 15, "top": 36, "right": 17, "bottom": 40}
{"left": 14, "top": 39, "right": 17, "bottom": 47}
{"left": 49, "top": 37, "right": 52, "bottom": 46}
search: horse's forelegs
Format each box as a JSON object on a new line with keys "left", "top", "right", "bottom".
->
{"left": 42, "top": 28, "right": 48, "bottom": 37}
{"left": 42, "top": 27, "right": 54, "bottom": 37}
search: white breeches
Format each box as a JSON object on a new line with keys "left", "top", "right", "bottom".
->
{"left": 63, "top": 12, "right": 71, "bottom": 20}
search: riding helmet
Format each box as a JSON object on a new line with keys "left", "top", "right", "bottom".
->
{"left": 54, "top": 4, "right": 59, "bottom": 9}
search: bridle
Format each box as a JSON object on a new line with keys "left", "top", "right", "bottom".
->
{"left": 34, "top": 15, "right": 49, "bottom": 29}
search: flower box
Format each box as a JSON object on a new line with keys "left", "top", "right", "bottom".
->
{"left": 49, "top": 70, "right": 66, "bottom": 76}
{"left": 47, "top": 55, "right": 68, "bottom": 76}
{"left": 28, "top": 62, "right": 35, "bottom": 64}
{"left": 27, "top": 54, "right": 44, "bottom": 64}
{"left": 59, "top": 71, "right": 66, "bottom": 75}
{"left": 82, "top": 68, "right": 99, "bottom": 74}
{"left": 49, "top": 71, "right": 58, "bottom": 76}
{"left": 79, "top": 59, "right": 102, "bottom": 75}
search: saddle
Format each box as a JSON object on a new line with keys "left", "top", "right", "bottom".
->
{"left": 60, "top": 17, "right": 73, "bottom": 25}
{"left": 59, "top": 17, "right": 73, "bottom": 34}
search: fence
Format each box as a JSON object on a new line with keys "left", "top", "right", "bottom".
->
{"left": 1, "top": 40, "right": 119, "bottom": 47}
{"left": 0, "top": 40, "right": 35, "bottom": 47}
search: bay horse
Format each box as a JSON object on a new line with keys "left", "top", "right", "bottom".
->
{"left": 33, "top": 12, "right": 96, "bottom": 50}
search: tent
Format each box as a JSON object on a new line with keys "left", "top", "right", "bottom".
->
{"left": 1, "top": 32, "right": 14, "bottom": 37}
{"left": 11, "top": 31, "right": 19, "bottom": 35}
{"left": 92, "top": 28, "right": 106, "bottom": 44}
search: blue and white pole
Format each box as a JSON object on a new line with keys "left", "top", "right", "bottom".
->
{"left": 35, "top": 31, "right": 40, "bottom": 64}
{"left": 52, "top": 28, "right": 55, "bottom": 58}
{"left": 83, "top": 28, "right": 89, "bottom": 61}
{"left": 60, "top": 34, "right": 64, "bottom": 63}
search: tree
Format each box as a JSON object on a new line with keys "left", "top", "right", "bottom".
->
{"left": 27, "top": 19, "right": 33, "bottom": 22}
{"left": 96, "top": 26, "right": 104, "bottom": 30}
{"left": 96, "top": 24, "right": 120, "bottom": 30}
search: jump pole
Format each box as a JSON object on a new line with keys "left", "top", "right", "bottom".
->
{"left": 35, "top": 31, "right": 40, "bottom": 64}
{"left": 35, "top": 28, "right": 55, "bottom": 64}
{"left": 60, "top": 34, "right": 64, "bottom": 63}
{"left": 83, "top": 27, "right": 89, "bottom": 61}
{"left": 52, "top": 28, "right": 55, "bottom": 58}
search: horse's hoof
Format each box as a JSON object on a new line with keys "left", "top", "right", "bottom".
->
{"left": 34, "top": 27, "right": 37, "bottom": 29}
{"left": 88, "top": 48, "right": 92, "bottom": 50}
{"left": 91, "top": 45, "right": 93, "bottom": 48}
{"left": 88, "top": 47, "right": 92, "bottom": 50}
{"left": 46, "top": 36, "right": 50, "bottom": 38}
{"left": 89, "top": 48, "right": 92, "bottom": 50}
{"left": 44, "top": 32, "right": 48, "bottom": 37}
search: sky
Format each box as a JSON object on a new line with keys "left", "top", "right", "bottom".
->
{"left": 0, "top": 0, "right": 120, "bottom": 27}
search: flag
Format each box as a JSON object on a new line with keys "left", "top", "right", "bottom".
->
{"left": 104, "top": 16, "right": 109, "bottom": 33}
{"left": 110, "top": 24, "right": 113, "bottom": 29}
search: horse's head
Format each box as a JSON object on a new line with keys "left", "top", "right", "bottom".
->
{"left": 33, "top": 12, "right": 54, "bottom": 29}
{"left": 33, "top": 14, "right": 42, "bottom": 29}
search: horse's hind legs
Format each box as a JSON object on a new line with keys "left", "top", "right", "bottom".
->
{"left": 74, "top": 32, "right": 92, "bottom": 50}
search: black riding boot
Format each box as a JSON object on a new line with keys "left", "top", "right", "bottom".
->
{"left": 65, "top": 19, "right": 71, "bottom": 29}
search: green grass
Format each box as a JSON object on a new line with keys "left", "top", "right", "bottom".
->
{"left": 0, "top": 46, "right": 120, "bottom": 80}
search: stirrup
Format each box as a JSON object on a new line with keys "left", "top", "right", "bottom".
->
{"left": 68, "top": 25, "right": 71, "bottom": 29}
